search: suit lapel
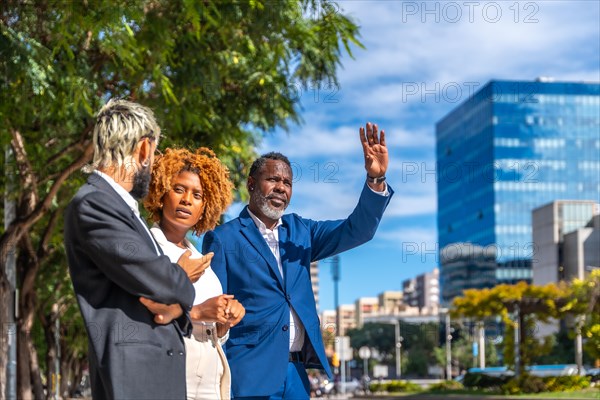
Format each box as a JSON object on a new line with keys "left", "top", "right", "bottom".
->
{"left": 279, "top": 221, "right": 301, "bottom": 293}
{"left": 239, "top": 208, "right": 284, "bottom": 291}
{"left": 87, "top": 174, "right": 158, "bottom": 253}
{"left": 278, "top": 222, "right": 290, "bottom": 285}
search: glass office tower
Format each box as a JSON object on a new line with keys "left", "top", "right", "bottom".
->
{"left": 436, "top": 80, "right": 600, "bottom": 303}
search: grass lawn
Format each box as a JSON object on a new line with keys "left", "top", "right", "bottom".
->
{"left": 421, "top": 388, "right": 599, "bottom": 399}
{"left": 512, "top": 389, "right": 600, "bottom": 399}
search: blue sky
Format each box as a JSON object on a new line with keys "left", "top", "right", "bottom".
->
{"left": 225, "top": 1, "right": 600, "bottom": 312}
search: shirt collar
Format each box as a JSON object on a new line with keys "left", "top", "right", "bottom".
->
{"left": 93, "top": 170, "right": 141, "bottom": 217}
{"left": 247, "top": 207, "right": 282, "bottom": 233}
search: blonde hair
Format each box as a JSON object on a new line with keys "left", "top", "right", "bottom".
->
{"left": 84, "top": 99, "right": 161, "bottom": 172}
{"left": 145, "top": 147, "right": 234, "bottom": 235}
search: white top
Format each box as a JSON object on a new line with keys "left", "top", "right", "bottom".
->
{"left": 150, "top": 224, "right": 227, "bottom": 342}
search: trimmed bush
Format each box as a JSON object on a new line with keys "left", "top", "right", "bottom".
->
{"left": 428, "top": 380, "right": 464, "bottom": 391}
{"left": 463, "top": 372, "right": 510, "bottom": 389}
{"left": 369, "top": 382, "right": 383, "bottom": 392}
{"left": 544, "top": 375, "right": 591, "bottom": 391}
{"left": 503, "top": 374, "right": 592, "bottom": 394}
{"left": 386, "top": 380, "right": 421, "bottom": 392}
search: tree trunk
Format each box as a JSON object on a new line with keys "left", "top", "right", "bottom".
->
{"left": 17, "top": 243, "right": 44, "bottom": 400}
{"left": 27, "top": 332, "right": 44, "bottom": 400}
{"left": 17, "top": 326, "right": 32, "bottom": 400}
{"left": 518, "top": 313, "right": 526, "bottom": 375}
{"left": 60, "top": 356, "right": 75, "bottom": 398}
{"left": 68, "top": 358, "right": 86, "bottom": 398}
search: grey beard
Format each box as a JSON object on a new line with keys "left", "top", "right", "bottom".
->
{"left": 251, "top": 190, "right": 286, "bottom": 220}
{"left": 130, "top": 164, "right": 151, "bottom": 200}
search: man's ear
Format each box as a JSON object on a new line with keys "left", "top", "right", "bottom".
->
{"left": 137, "top": 138, "right": 153, "bottom": 167}
{"left": 247, "top": 176, "right": 255, "bottom": 192}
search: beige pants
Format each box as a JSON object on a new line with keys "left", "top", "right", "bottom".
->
{"left": 184, "top": 325, "right": 231, "bottom": 400}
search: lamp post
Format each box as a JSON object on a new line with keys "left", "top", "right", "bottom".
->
{"left": 394, "top": 320, "right": 402, "bottom": 378}
{"left": 377, "top": 319, "right": 402, "bottom": 378}
{"left": 440, "top": 308, "right": 452, "bottom": 379}
{"left": 330, "top": 255, "right": 345, "bottom": 393}
{"left": 513, "top": 303, "right": 521, "bottom": 377}
{"left": 446, "top": 313, "right": 452, "bottom": 379}
{"left": 575, "top": 314, "right": 585, "bottom": 375}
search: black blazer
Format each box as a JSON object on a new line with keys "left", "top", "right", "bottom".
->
{"left": 64, "top": 174, "right": 194, "bottom": 399}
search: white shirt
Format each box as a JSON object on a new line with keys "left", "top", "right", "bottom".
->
{"left": 247, "top": 209, "right": 306, "bottom": 352}
{"left": 150, "top": 224, "right": 228, "bottom": 343}
{"left": 92, "top": 170, "right": 160, "bottom": 255}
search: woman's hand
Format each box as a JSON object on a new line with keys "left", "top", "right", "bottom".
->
{"left": 190, "top": 294, "right": 233, "bottom": 324}
{"left": 216, "top": 297, "right": 246, "bottom": 337}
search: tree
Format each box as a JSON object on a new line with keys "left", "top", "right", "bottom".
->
{"left": 347, "top": 323, "right": 396, "bottom": 364}
{"left": 453, "top": 281, "right": 566, "bottom": 375}
{"left": 433, "top": 335, "right": 499, "bottom": 375}
{"left": 562, "top": 269, "right": 600, "bottom": 363}
{"left": 0, "top": 1, "right": 363, "bottom": 397}
{"left": 348, "top": 322, "right": 441, "bottom": 377}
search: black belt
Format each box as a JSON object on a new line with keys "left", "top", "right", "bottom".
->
{"left": 289, "top": 352, "right": 303, "bottom": 363}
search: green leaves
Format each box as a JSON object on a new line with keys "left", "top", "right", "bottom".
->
{"left": 1, "top": 2, "right": 362, "bottom": 394}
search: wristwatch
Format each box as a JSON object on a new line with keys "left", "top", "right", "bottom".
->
{"left": 367, "top": 174, "right": 386, "bottom": 184}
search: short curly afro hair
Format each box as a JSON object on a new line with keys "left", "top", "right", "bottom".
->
{"left": 144, "top": 147, "right": 234, "bottom": 236}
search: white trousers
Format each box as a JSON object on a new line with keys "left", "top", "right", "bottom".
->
{"left": 184, "top": 325, "right": 231, "bottom": 400}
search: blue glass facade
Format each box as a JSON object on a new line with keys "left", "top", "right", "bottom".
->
{"left": 436, "top": 80, "right": 600, "bottom": 302}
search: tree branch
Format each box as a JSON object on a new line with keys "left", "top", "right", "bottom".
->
{"left": 38, "top": 210, "right": 59, "bottom": 260}
{"left": 10, "top": 128, "right": 39, "bottom": 211}
{"left": 45, "top": 124, "right": 92, "bottom": 166}
{"left": 0, "top": 142, "right": 93, "bottom": 275}
{"left": 19, "top": 233, "right": 40, "bottom": 300}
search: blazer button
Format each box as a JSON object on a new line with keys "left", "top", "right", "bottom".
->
{"left": 282, "top": 325, "right": 289, "bottom": 331}
{"left": 178, "top": 351, "right": 184, "bottom": 356}
{"left": 166, "top": 350, "right": 174, "bottom": 356}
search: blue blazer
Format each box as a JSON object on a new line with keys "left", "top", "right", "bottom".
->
{"left": 203, "top": 183, "right": 393, "bottom": 397}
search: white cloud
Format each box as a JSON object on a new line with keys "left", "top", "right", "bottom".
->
{"left": 378, "top": 226, "right": 438, "bottom": 248}
{"left": 248, "top": 0, "right": 599, "bottom": 310}
{"left": 327, "top": 0, "right": 600, "bottom": 120}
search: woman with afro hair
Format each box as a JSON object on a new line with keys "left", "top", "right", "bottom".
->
{"left": 144, "top": 147, "right": 245, "bottom": 400}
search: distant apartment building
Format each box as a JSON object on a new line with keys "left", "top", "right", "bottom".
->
{"left": 532, "top": 201, "right": 600, "bottom": 284}
{"left": 336, "top": 304, "right": 356, "bottom": 336}
{"left": 310, "top": 261, "right": 319, "bottom": 311}
{"left": 355, "top": 297, "right": 379, "bottom": 329}
{"left": 437, "top": 79, "right": 600, "bottom": 303}
{"left": 320, "top": 309, "right": 336, "bottom": 329}
{"left": 378, "top": 291, "right": 404, "bottom": 314}
{"left": 401, "top": 268, "right": 440, "bottom": 313}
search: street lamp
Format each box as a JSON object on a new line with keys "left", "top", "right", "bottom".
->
{"left": 377, "top": 319, "right": 402, "bottom": 378}
{"left": 440, "top": 308, "right": 452, "bottom": 380}
{"left": 394, "top": 321, "right": 403, "bottom": 378}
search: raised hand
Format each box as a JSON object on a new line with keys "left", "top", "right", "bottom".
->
{"left": 359, "top": 122, "right": 388, "bottom": 183}
{"left": 177, "top": 250, "right": 213, "bottom": 283}
{"left": 139, "top": 297, "right": 183, "bottom": 325}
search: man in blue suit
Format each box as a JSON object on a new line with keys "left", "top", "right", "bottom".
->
{"left": 203, "top": 122, "right": 393, "bottom": 399}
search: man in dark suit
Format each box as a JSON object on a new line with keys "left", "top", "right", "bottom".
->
{"left": 64, "top": 99, "right": 210, "bottom": 399}
{"left": 203, "top": 122, "right": 393, "bottom": 399}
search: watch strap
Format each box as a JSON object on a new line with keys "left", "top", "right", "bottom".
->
{"left": 367, "top": 174, "right": 386, "bottom": 184}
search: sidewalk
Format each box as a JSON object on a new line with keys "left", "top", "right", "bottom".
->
{"left": 353, "top": 393, "right": 599, "bottom": 400}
